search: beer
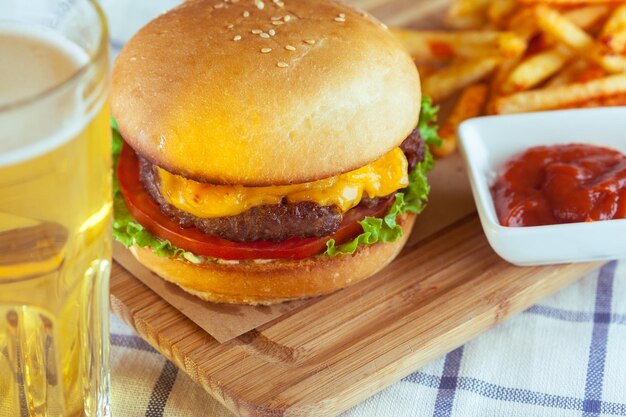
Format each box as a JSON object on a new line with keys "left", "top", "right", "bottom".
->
{"left": 0, "top": 2, "right": 111, "bottom": 416}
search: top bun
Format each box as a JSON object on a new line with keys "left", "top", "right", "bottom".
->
{"left": 111, "top": 0, "right": 421, "bottom": 186}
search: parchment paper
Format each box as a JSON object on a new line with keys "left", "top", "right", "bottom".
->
{"left": 113, "top": 244, "right": 310, "bottom": 343}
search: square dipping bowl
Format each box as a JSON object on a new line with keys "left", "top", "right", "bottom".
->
{"left": 458, "top": 107, "right": 626, "bottom": 266}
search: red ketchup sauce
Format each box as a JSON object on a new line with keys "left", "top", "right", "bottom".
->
{"left": 492, "top": 144, "right": 626, "bottom": 227}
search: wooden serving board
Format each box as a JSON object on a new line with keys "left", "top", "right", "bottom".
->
{"left": 109, "top": 1, "right": 605, "bottom": 416}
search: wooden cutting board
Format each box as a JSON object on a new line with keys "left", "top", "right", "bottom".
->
{"left": 109, "top": 1, "right": 605, "bottom": 416}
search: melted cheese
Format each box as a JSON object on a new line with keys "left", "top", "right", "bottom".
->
{"left": 157, "top": 147, "right": 409, "bottom": 218}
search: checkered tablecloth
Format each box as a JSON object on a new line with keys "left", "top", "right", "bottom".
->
{"left": 102, "top": 2, "right": 626, "bottom": 416}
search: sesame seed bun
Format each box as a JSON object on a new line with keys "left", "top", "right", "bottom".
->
{"left": 128, "top": 213, "right": 415, "bottom": 305}
{"left": 111, "top": 0, "right": 421, "bottom": 185}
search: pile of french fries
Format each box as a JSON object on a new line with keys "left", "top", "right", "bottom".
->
{"left": 393, "top": 0, "right": 626, "bottom": 157}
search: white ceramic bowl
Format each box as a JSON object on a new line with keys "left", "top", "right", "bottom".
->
{"left": 458, "top": 107, "right": 626, "bottom": 266}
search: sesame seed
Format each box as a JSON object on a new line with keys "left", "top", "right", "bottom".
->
{"left": 272, "top": 21, "right": 284, "bottom": 25}
{"left": 271, "top": 16, "right": 281, "bottom": 21}
{"left": 251, "top": 29, "right": 262, "bottom": 34}
{"left": 226, "top": 23, "right": 234, "bottom": 29}
{"left": 277, "top": 62, "right": 288, "bottom": 68}
{"left": 304, "top": 39, "right": 316, "bottom": 45}
{"left": 269, "top": 29, "right": 276, "bottom": 36}
{"left": 243, "top": 10, "right": 250, "bottom": 17}
{"left": 233, "top": 35, "right": 242, "bottom": 41}
{"left": 285, "top": 44, "right": 296, "bottom": 51}
{"left": 283, "top": 15, "right": 291, "bottom": 21}
{"left": 260, "top": 32, "right": 270, "bottom": 39}
{"left": 214, "top": 2, "right": 224, "bottom": 8}
{"left": 261, "top": 47, "right": 272, "bottom": 53}
{"left": 334, "top": 17, "right": 346, "bottom": 22}
{"left": 255, "top": 0, "right": 265, "bottom": 10}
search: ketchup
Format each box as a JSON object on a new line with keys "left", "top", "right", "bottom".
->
{"left": 492, "top": 144, "right": 626, "bottom": 227}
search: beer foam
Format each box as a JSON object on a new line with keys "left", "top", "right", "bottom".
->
{"left": 0, "top": 24, "right": 101, "bottom": 167}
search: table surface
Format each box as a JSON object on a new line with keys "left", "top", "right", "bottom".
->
{"left": 102, "top": 1, "right": 626, "bottom": 416}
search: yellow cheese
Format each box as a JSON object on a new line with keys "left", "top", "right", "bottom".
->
{"left": 157, "top": 147, "right": 409, "bottom": 218}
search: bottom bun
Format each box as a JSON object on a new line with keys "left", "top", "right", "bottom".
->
{"left": 130, "top": 213, "right": 416, "bottom": 305}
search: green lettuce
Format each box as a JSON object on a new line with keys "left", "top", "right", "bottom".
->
{"left": 111, "top": 96, "right": 439, "bottom": 260}
{"left": 418, "top": 96, "right": 442, "bottom": 148}
{"left": 325, "top": 97, "right": 440, "bottom": 255}
{"left": 111, "top": 122, "right": 203, "bottom": 263}
{"left": 325, "top": 148, "right": 434, "bottom": 256}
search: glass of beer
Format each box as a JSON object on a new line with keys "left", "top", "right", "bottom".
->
{"left": 0, "top": 1, "right": 111, "bottom": 416}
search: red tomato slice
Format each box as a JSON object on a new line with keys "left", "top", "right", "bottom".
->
{"left": 116, "top": 142, "right": 394, "bottom": 260}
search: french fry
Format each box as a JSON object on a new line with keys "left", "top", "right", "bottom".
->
{"left": 511, "top": 5, "right": 611, "bottom": 90}
{"left": 434, "top": 84, "right": 488, "bottom": 158}
{"left": 518, "top": 0, "right": 622, "bottom": 4}
{"left": 446, "top": 0, "right": 489, "bottom": 16}
{"left": 536, "top": 5, "right": 626, "bottom": 73}
{"left": 491, "top": 56, "right": 521, "bottom": 93}
{"left": 600, "top": 26, "right": 626, "bottom": 54}
{"left": 495, "top": 73, "right": 626, "bottom": 114}
{"left": 574, "top": 92, "right": 626, "bottom": 108}
{"left": 391, "top": 30, "right": 526, "bottom": 63}
{"left": 487, "top": 0, "right": 519, "bottom": 28}
{"left": 535, "top": 6, "right": 595, "bottom": 50}
{"left": 545, "top": 58, "right": 590, "bottom": 87}
{"left": 563, "top": 5, "right": 612, "bottom": 29}
{"left": 445, "top": 0, "right": 490, "bottom": 29}
{"left": 423, "top": 57, "right": 500, "bottom": 102}
{"left": 408, "top": 0, "right": 626, "bottom": 157}
{"left": 487, "top": 57, "right": 521, "bottom": 114}
{"left": 600, "top": 4, "right": 626, "bottom": 54}
{"left": 575, "top": 63, "right": 607, "bottom": 82}
{"left": 508, "top": 5, "right": 610, "bottom": 41}
{"left": 603, "top": 4, "right": 626, "bottom": 33}
{"left": 501, "top": 45, "right": 573, "bottom": 93}
{"left": 508, "top": 7, "right": 538, "bottom": 39}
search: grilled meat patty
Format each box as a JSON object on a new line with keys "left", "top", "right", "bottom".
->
{"left": 400, "top": 127, "right": 426, "bottom": 172}
{"left": 141, "top": 159, "right": 343, "bottom": 242}
{"left": 140, "top": 129, "right": 425, "bottom": 242}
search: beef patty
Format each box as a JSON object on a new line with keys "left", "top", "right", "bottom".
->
{"left": 140, "top": 129, "right": 426, "bottom": 242}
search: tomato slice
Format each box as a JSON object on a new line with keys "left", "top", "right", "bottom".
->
{"left": 117, "top": 142, "right": 394, "bottom": 260}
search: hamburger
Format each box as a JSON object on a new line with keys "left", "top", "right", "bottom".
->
{"left": 111, "top": 0, "right": 440, "bottom": 305}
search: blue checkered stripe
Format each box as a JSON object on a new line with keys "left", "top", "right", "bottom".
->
{"left": 390, "top": 262, "right": 625, "bottom": 417}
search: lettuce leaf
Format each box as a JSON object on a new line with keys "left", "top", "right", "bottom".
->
{"left": 325, "top": 97, "right": 439, "bottom": 255}
{"left": 111, "top": 122, "right": 203, "bottom": 263}
{"left": 325, "top": 149, "right": 433, "bottom": 255}
{"left": 418, "top": 96, "right": 442, "bottom": 147}
{"left": 111, "top": 96, "right": 439, "bottom": 261}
